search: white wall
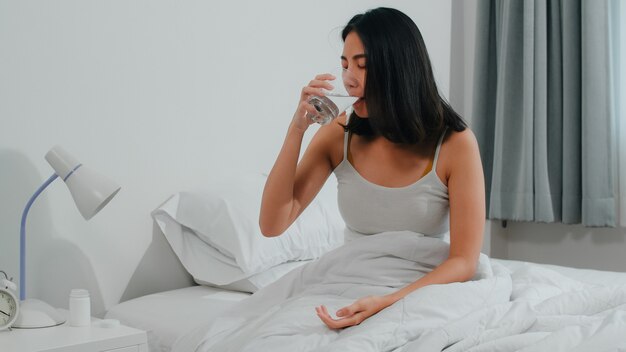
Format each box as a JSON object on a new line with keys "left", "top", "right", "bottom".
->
{"left": 451, "top": 1, "right": 626, "bottom": 272}
{"left": 0, "top": 0, "right": 453, "bottom": 316}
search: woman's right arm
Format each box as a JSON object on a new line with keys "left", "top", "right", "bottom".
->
{"left": 259, "top": 74, "right": 339, "bottom": 236}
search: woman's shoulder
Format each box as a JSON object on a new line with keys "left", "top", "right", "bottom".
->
{"left": 314, "top": 113, "right": 348, "bottom": 142}
{"left": 309, "top": 113, "right": 348, "bottom": 167}
{"left": 443, "top": 127, "right": 479, "bottom": 153}
{"left": 438, "top": 127, "right": 481, "bottom": 178}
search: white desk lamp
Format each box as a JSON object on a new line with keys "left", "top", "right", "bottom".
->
{"left": 13, "top": 146, "right": 120, "bottom": 328}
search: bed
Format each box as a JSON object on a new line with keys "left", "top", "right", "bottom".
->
{"left": 106, "top": 174, "right": 626, "bottom": 351}
{"left": 105, "top": 286, "right": 251, "bottom": 352}
{"left": 106, "top": 258, "right": 626, "bottom": 352}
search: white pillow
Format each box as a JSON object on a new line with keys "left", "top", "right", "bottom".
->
{"left": 152, "top": 173, "right": 344, "bottom": 290}
{"left": 196, "top": 260, "right": 311, "bottom": 292}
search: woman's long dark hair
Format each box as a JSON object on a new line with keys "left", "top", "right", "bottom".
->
{"left": 342, "top": 8, "right": 466, "bottom": 144}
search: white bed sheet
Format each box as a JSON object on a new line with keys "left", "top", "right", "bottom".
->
{"left": 493, "top": 258, "right": 626, "bottom": 286}
{"left": 104, "top": 286, "right": 251, "bottom": 352}
{"left": 107, "top": 259, "right": 626, "bottom": 352}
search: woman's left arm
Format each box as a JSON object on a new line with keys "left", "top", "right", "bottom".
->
{"left": 317, "top": 129, "right": 486, "bottom": 329}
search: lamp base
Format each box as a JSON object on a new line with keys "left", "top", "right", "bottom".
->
{"left": 13, "top": 299, "right": 66, "bottom": 328}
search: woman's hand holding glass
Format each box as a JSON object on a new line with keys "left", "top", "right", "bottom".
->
{"left": 292, "top": 69, "right": 361, "bottom": 132}
{"left": 291, "top": 73, "right": 335, "bottom": 132}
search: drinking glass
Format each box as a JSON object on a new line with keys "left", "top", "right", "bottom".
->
{"left": 306, "top": 68, "right": 361, "bottom": 125}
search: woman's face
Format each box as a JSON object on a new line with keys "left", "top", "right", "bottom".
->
{"left": 342, "top": 31, "right": 368, "bottom": 117}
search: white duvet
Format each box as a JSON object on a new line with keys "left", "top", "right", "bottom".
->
{"left": 172, "top": 231, "right": 626, "bottom": 352}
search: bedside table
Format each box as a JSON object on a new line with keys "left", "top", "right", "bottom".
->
{"left": 0, "top": 310, "right": 147, "bottom": 352}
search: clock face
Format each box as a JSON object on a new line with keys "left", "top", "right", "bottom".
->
{"left": 0, "top": 290, "right": 18, "bottom": 327}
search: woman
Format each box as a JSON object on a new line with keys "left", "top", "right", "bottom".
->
{"left": 260, "top": 7, "right": 485, "bottom": 330}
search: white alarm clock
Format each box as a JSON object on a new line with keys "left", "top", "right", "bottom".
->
{"left": 0, "top": 272, "right": 19, "bottom": 331}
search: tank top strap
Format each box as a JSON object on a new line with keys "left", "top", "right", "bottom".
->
{"left": 432, "top": 127, "right": 448, "bottom": 169}
{"left": 342, "top": 113, "right": 352, "bottom": 162}
{"left": 342, "top": 131, "right": 350, "bottom": 161}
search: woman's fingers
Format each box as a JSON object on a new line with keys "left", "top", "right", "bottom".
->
{"left": 314, "top": 73, "right": 336, "bottom": 81}
{"left": 316, "top": 296, "right": 390, "bottom": 329}
{"left": 320, "top": 305, "right": 335, "bottom": 318}
{"left": 317, "top": 305, "right": 338, "bottom": 321}
{"left": 298, "top": 75, "right": 335, "bottom": 104}
{"left": 293, "top": 73, "right": 336, "bottom": 129}
{"left": 299, "top": 101, "right": 319, "bottom": 116}
{"left": 316, "top": 305, "right": 367, "bottom": 329}
{"left": 316, "top": 307, "right": 364, "bottom": 329}
{"left": 316, "top": 310, "right": 334, "bottom": 327}
{"left": 301, "top": 86, "right": 326, "bottom": 98}
{"left": 308, "top": 79, "right": 334, "bottom": 91}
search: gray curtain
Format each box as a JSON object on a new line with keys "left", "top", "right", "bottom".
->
{"left": 472, "top": 0, "right": 619, "bottom": 227}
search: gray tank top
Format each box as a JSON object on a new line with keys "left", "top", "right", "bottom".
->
{"left": 333, "top": 128, "right": 449, "bottom": 238}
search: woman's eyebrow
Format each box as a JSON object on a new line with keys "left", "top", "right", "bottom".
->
{"left": 340, "top": 54, "right": 366, "bottom": 60}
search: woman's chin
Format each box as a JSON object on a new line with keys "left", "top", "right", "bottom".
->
{"left": 352, "top": 99, "right": 368, "bottom": 117}
{"left": 353, "top": 110, "right": 368, "bottom": 118}
{"left": 352, "top": 104, "right": 368, "bottom": 118}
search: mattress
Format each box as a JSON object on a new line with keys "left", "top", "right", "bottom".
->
{"left": 106, "top": 259, "right": 626, "bottom": 352}
{"left": 105, "top": 286, "right": 251, "bottom": 352}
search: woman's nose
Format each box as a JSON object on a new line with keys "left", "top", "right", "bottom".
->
{"left": 342, "top": 76, "right": 360, "bottom": 95}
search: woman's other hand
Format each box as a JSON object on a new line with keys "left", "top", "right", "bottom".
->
{"left": 315, "top": 295, "right": 395, "bottom": 329}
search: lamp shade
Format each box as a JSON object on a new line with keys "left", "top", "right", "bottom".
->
{"left": 45, "top": 146, "right": 120, "bottom": 220}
